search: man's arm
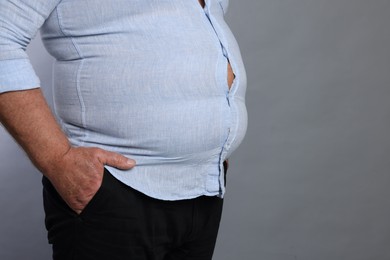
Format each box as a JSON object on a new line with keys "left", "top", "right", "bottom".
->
{"left": 0, "top": 88, "right": 135, "bottom": 214}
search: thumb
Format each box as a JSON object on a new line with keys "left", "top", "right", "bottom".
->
{"left": 98, "top": 150, "right": 136, "bottom": 170}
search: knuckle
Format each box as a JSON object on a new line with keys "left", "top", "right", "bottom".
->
{"left": 92, "top": 147, "right": 103, "bottom": 156}
{"left": 114, "top": 155, "right": 123, "bottom": 164}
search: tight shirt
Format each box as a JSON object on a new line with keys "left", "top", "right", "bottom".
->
{"left": 0, "top": 0, "right": 248, "bottom": 200}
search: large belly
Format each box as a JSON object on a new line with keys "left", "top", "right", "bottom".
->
{"left": 79, "top": 98, "right": 229, "bottom": 158}
{"left": 52, "top": 0, "right": 242, "bottom": 158}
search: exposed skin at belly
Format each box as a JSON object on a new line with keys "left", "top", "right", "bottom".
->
{"left": 227, "top": 61, "right": 235, "bottom": 90}
{"left": 198, "top": 0, "right": 235, "bottom": 91}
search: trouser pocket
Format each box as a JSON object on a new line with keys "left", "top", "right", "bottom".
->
{"left": 42, "top": 169, "right": 108, "bottom": 260}
{"left": 42, "top": 169, "right": 107, "bottom": 218}
{"left": 42, "top": 176, "right": 78, "bottom": 260}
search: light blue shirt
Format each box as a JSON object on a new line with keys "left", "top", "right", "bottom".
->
{"left": 0, "top": 0, "right": 248, "bottom": 200}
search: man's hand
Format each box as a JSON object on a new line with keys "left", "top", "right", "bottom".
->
{"left": 45, "top": 146, "right": 136, "bottom": 215}
{"left": 0, "top": 89, "right": 136, "bottom": 214}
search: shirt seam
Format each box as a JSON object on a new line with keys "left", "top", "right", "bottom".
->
{"left": 55, "top": 5, "right": 87, "bottom": 143}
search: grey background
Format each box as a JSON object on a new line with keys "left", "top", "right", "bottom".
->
{"left": 1, "top": 0, "right": 390, "bottom": 259}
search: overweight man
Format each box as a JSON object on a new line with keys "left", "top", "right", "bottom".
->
{"left": 0, "top": 0, "right": 248, "bottom": 259}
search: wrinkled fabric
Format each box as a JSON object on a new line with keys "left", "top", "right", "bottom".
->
{"left": 0, "top": 0, "right": 248, "bottom": 200}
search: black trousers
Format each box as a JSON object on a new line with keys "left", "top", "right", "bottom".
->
{"left": 42, "top": 163, "right": 227, "bottom": 260}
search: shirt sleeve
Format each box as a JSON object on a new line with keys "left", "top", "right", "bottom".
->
{"left": 0, "top": 0, "right": 61, "bottom": 94}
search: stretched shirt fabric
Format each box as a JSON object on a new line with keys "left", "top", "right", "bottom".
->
{"left": 0, "top": 0, "right": 248, "bottom": 200}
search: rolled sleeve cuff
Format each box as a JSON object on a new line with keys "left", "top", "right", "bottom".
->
{"left": 0, "top": 59, "right": 40, "bottom": 94}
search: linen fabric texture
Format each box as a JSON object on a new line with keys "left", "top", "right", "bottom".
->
{"left": 0, "top": 0, "right": 248, "bottom": 200}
